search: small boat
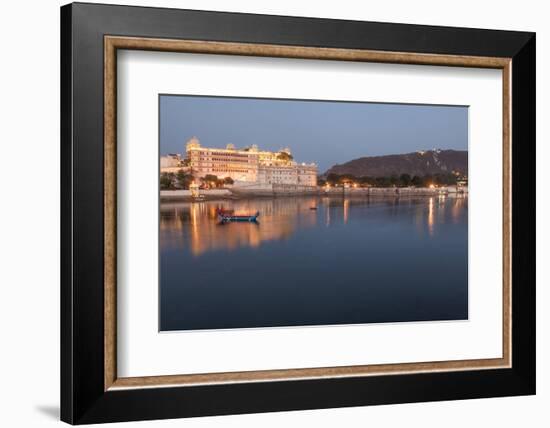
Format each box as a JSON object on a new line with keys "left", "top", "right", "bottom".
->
{"left": 216, "top": 208, "right": 260, "bottom": 223}
{"left": 309, "top": 206, "right": 318, "bottom": 210}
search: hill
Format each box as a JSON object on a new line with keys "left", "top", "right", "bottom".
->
{"left": 324, "top": 149, "right": 467, "bottom": 178}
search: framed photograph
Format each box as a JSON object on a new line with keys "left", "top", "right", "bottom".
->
{"left": 61, "top": 2, "right": 535, "bottom": 424}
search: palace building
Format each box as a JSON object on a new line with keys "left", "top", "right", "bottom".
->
{"left": 185, "top": 137, "right": 318, "bottom": 187}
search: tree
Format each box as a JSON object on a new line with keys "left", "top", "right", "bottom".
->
{"left": 338, "top": 174, "right": 357, "bottom": 185}
{"left": 202, "top": 174, "right": 218, "bottom": 188}
{"left": 176, "top": 169, "right": 186, "bottom": 183}
{"left": 399, "top": 173, "right": 412, "bottom": 187}
{"left": 375, "top": 177, "right": 391, "bottom": 187}
{"left": 223, "top": 177, "right": 234, "bottom": 185}
{"left": 160, "top": 172, "right": 175, "bottom": 190}
{"left": 411, "top": 175, "right": 423, "bottom": 187}
{"left": 176, "top": 169, "right": 194, "bottom": 189}
{"left": 277, "top": 151, "right": 294, "bottom": 162}
{"left": 358, "top": 176, "right": 375, "bottom": 186}
{"left": 326, "top": 173, "right": 340, "bottom": 186}
{"left": 435, "top": 173, "right": 458, "bottom": 186}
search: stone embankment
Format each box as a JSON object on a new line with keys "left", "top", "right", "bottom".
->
{"left": 324, "top": 186, "right": 466, "bottom": 197}
{"left": 160, "top": 185, "right": 467, "bottom": 201}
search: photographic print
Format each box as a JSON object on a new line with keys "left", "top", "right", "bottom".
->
{"left": 159, "top": 95, "right": 469, "bottom": 332}
{"left": 62, "top": 7, "right": 535, "bottom": 422}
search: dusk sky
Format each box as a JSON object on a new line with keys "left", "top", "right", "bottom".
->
{"left": 160, "top": 95, "right": 468, "bottom": 172}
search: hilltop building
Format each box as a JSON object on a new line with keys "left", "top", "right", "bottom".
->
{"left": 185, "top": 137, "right": 317, "bottom": 187}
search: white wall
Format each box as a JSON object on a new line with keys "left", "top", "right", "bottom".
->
{"left": 0, "top": 0, "right": 546, "bottom": 427}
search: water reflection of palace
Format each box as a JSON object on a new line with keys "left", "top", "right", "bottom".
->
{"left": 160, "top": 195, "right": 468, "bottom": 256}
{"left": 160, "top": 197, "right": 320, "bottom": 256}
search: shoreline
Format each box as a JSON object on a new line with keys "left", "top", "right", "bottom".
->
{"left": 160, "top": 186, "right": 467, "bottom": 203}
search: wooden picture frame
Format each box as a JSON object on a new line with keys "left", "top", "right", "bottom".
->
{"left": 61, "top": 2, "right": 535, "bottom": 424}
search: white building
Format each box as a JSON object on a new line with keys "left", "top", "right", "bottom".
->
{"left": 185, "top": 137, "right": 317, "bottom": 187}
{"left": 296, "top": 163, "right": 317, "bottom": 186}
{"left": 160, "top": 153, "right": 183, "bottom": 169}
{"left": 257, "top": 164, "right": 297, "bottom": 185}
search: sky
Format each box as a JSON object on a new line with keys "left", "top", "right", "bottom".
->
{"left": 160, "top": 95, "right": 468, "bottom": 173}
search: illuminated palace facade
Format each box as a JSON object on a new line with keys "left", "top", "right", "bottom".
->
{"left": 185, "top": 137, "right": 317, "bottom": 186}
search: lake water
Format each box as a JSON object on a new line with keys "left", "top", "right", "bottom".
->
{"left": 160, "top": 195, "right": 468, "bottom": 331}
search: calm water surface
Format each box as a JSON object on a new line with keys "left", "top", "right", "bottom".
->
{"left": 160, "top": 195, "right": 468, "bottom": 331}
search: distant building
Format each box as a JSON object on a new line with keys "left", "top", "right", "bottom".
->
{"left": 185, "top": 137, "right": 317, "bottom": 186}
{"left": 296, "top": 163, "right": 317, "bottom": 186}
{"left": 160, "top": 153, "right": 183, "bottom": 169}
{"left": 257, "top": 164, "right": 296, "bottom": 185}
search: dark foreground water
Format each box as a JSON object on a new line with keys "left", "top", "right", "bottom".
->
{"left": 160, "top": 195, "right": 468, "bottom": 331}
